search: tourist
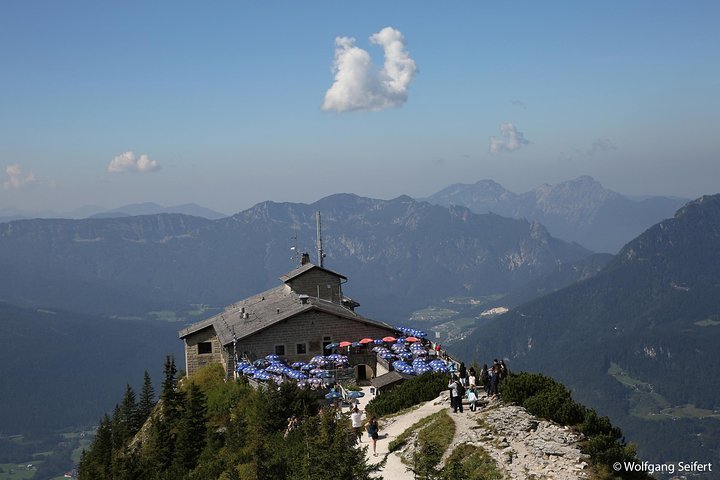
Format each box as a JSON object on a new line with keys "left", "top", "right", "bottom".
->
{"left": 351, "top": 407, "right": 365, "bottom": 443}
{"left": 367, "top": 416, "right": 380, "bottom": 456}
{"left": 467, "top": 385, "right": 478, "bottom": 412}
{"left": 448, "top": 375, "right": 464, "bottom": 413}
{"left": 468, "top": 367, "right": 476, "bottom": 389}
{"left": 480, "top": 364, "right": 489, "bottom": 395}
{"left": 500, "top": 360, "right": 509, "bottom": 380}
{"left": 490, "top": 363, "right": 501, "bottom": 397}
{"left": 459, "top": 362, "right": 468, "bottom": 386}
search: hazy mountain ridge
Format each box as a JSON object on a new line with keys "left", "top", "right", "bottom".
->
{"left": 0, "top": 194, "right": 590, "bottom": 320}
{"left": 0, "top": 202, "right": 227, "bottom": 222}
{"left": 424, "top": 176, "right": 688, "bottom": 253}
{"left": 450, "top": 193, "right": 720, "bottom": 467}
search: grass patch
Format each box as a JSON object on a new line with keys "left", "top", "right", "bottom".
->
{"left": 695, "top": 318, "right": 720, "bottom": 327}
{"left": 389, "top": 410, "right": 443, "bottom": 452}
{"left": 409, "top": 306, "right": 459, "bottom": 323}
{"left": 410, "top": 411, "right": 455, "bottom": 475}
{"left": 443, "top": 443, "right": 504, "bottom": 480}
{"left": 0, "top": 463, "right": 40, "bottom": 480}
{"left": 148, "top": 310, "right": 179, "bottom": 322}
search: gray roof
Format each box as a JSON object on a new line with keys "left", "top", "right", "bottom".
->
{"left": 178, "top": 283, "right": 394, "bottom": 346}
{"left": 370, "top": 371, "right": 413, "bottom": 389}
{"left": 279, "top": 263, "right": 347, "bottom": 282}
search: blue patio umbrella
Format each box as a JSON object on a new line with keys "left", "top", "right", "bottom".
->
{"left": 265, "top": 354, "right": 281, "bottom": 361}
{"left": 351, "top": 342, "right": 362, "bottom": 347}
{"left": 324, "top": 342, "right": 340, "bottom": 350}
{"left": 325, "top": 391, "right": 342, "bottom": 400}
{"left": 373, "top": 339, "right": 384, "bottom": 344}
{"left": 291, "top": 361, "right": 307, "bottom": 368}
{"left": 346, "top": 391, "right": 365, "bottom": 399}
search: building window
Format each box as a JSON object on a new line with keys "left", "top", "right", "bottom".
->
{"left": 274, "top": 344, "right": 286, "bottom": 356}
{"left": 197, "top": 342, "right": 212, "bottom": 355}
{"left": 296, "top": 343, "right": 307, "bottom": 354}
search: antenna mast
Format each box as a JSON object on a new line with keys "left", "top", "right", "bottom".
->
{"left": 290, "top": 233, "right": 299, "bottom": 266}
{"left": 316, "top": 211, "right": 324, "bottom": 267}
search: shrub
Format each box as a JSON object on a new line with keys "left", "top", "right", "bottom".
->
{"left": 366, "top": 372, "right": 448, "bottom": 417}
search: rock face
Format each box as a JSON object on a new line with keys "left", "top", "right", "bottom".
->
{"left": 466, "top": 405, "right": 589, "bottom": 480}
{"left": 383, "top": 392, "right": 591, "bottom": 479}
{"left": 464, "top": 403, "right": 589, "bottom": 479}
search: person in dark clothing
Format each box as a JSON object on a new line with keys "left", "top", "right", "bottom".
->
{"left": 480, "top": 364, "right": 489, "bottom": 395}
{"left": 367, "top": 416, "right": 379, "bottom": 456}
{"left": 458, "top": 362, "right": 468, "bottom": 386}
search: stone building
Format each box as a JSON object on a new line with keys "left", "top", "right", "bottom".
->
{"left": 178, "top": 260, "right": 397, "bottom": 379}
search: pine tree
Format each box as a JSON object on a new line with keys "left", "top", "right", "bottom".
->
{"left": 120, "top": 383, "right": 139, "bottom": 435}
{"left": 173, "top": 382, "right": 208, "bottom": 473}
{"left": 145, "top": 355, "right": 184, "bottom": 472}
{"left": 137, "top": 370, "right": 155, "bottom": 425}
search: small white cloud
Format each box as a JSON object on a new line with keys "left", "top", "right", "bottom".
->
{"left": 489, "top": 123, "right": 529, "bottom": 154}
{"left": 588, "top": 138, "right": 617, "bottom": 155}
{"left": 107, "top": 151, "right": 161, "bottom": 173}
{"left": 322, "top": 27, "right": 417, "bottom": 113}
{"left": 3, "top": 164, "right": 37, "bottom": 189}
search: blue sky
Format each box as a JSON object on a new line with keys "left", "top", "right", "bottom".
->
{"left": 1, "top": 1, "right": 719, "bottom": 214}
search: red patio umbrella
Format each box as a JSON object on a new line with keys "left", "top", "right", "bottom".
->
{"left": 359, "top": 338, "right": 374, "bottom": 344}
{"left": 382, "top": 336, "right": 397, "bottom": 343}
{"left": 405, "top": 336, "right": 420, "bottom": 343}
{"left": 339, "top": 341, "right": 353, "bottom": 347}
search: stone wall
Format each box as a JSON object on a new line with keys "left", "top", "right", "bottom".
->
{"left": 183, "top": 326, "right": 225, "bottom": 376}
{"left": 286, "top": 270, "right": 341, "bottom": 302}
{"left": 235, "top": 310, "right": 393, "bottom": 365}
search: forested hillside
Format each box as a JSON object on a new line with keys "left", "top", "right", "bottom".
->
{"left": 451, "top": 194, "right": 720, "bottom": 466}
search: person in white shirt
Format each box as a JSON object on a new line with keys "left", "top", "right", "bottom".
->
{"left": 351, "top": 407, "right": 365, "bottom": 443}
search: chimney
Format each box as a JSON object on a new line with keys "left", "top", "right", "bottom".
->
{"left": 301, "top": 252, "right": 311, "bottom": 265}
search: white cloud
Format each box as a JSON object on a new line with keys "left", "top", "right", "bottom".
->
{"left": 489, "top": 123, "right": 529, "bottom": 154}
{"left": 107, "top": 151, "right": 161, "bottom": 173}
{"left": 322, "top": 27, "right": 417, "bottom": 113}
{"left": 3, "top": 164, "right": 37, "bottom": 189}
{"left": 588, "top": 138, "right": 617, "bottom": 155}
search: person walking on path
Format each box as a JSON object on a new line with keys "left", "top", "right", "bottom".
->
{"left": 351, "top": 407, "right": 365, "bottom": 443}
{"left": 367, "top": 416, "right": 380, "bottom": 456}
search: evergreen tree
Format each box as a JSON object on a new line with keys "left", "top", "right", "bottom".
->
{"left": 145, "top": 356, "right": 184, "bottom": 473}
{"left": 79, "top": 414, "right": 113, "bottom": 480}
{"left": 173, "top": 382, "right": 209, "bottom": 473}
{"left": 120, "top": 383, "right": 139, "bottom": 435}
{"left": 138, "top": 369, "right": 156, "bottom": 425}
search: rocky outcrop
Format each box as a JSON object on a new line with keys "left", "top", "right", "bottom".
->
{"left": 439, "top": 393, "right": 590, "bottom": 479}
{"left": 367, "top": 391, "right": 592, "bottom": 480}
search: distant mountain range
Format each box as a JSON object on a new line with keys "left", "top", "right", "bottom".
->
{"left": 450, "top": 194, "right": 720, "bottom": 467}
{"left": 423, "top": 176, "right": 688, "bottom": 253}
{"left": 0, "top": 202, "right": 228, "bottom": 223}
{"left": 0, "top": 194, "right": 591, "bottom": 321}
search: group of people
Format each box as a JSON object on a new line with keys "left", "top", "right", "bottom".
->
{"left": 351, "top": 407, "right": 380, "bottom": 456}
{"left": 447, "top": 359, "right": 509, "bottom": 413}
